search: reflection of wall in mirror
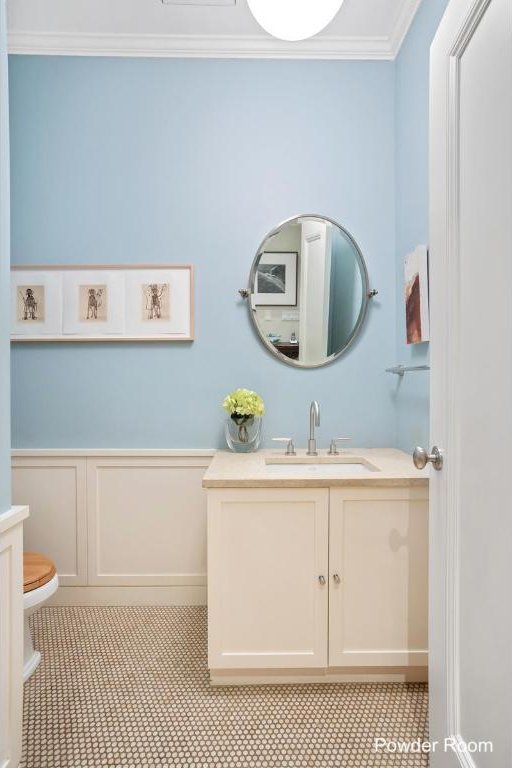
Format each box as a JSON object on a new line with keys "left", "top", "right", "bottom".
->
{"left": 254, "top": 225, "right": 302, "bottom": 344}
{"left": 327, "top": 229, "right": 363, "bottom": 356}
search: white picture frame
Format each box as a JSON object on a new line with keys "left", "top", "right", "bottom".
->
{"left": 11, "top": 265, "right": 194, "bottom": 342}
{"left": 253, "top": 251, "right": 298, "bottom": 306}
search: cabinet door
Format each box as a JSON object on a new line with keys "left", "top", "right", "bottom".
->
{"left": 329, "top": 487, "right": 428, "bottom": 668}
{"left": 208, "top": 488, "right": 329, "bottom": 669}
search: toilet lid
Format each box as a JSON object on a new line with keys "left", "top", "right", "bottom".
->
{"left": 23, "top": 552, "right": 57, "bottom": 593}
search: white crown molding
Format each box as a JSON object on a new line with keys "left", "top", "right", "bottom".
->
{"left": 8, "top": 31, "right": 395, "bottom": 59}
{"left": 388, "top": 0, "right": 423, "bottom": 56}
{"left": 7, "top": 1, "right": 423, "bottom": 59}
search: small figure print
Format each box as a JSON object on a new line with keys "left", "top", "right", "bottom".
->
{"left": 87, "top": 288, "right": 102, "bottom": 319}
{"left": 17, "top": 285, "right": 45, "bottom": 322}
{"left": 21, "top": 288, "right": 38, "bottom": 320}
{"left": 147, "top": 284, "right": 165, "bottom": 320}
{"left": 79, "top": 284, "right": 108, "bottom": 322}
{"left": 142, "top": 283, "right": 170, "bottom": 321}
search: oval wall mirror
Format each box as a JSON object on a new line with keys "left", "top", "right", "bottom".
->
{"left": 246, "top": 214, "right": 373, "bottom": 368}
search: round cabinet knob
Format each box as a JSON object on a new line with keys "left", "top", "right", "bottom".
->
{"left": 333, "top": 573, "right": 341, "bottom": 584}
{"left": 413, "top": 445, "right": 443, "bottom": 471}
{"left": 318, "top": 575, "right": 326, "bottom": 585}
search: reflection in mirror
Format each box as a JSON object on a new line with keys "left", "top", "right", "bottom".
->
{"left": 249, "top": 215, "right": 370, "bottom": 368}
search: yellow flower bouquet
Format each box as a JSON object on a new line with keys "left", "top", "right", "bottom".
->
{"left": 222, "top": 389, "right": 265, "bottom": 451}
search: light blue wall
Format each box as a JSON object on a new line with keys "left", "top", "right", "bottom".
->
{"left": 9, "top": 57, "right": 397, "bottom": 449}
{"left": 394, "top": 0, "right": 449, "bottom": 451}
{"left": 0, "top": 0, "right": 10, "bottom": 512}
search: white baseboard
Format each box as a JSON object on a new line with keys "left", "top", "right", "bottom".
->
{"left": 48, "top": 585, "right": 207, "bottom": 606}
{"left": 210, "top": 666, "right": 428, "bottom": 686}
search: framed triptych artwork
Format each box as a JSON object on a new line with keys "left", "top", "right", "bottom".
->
{"left": 11, "top": 265, "right": 194, "bottom": 342}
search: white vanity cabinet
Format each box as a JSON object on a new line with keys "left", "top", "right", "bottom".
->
{"left": 206, "top": 476, "right": 428, "bottom": 685}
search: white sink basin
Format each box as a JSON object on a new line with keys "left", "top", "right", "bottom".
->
{"left": 264, "top": 459, "right": 379, "bottom": 477}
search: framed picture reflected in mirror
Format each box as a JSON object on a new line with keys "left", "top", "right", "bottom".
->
{"left": 254, "top": 251, "right": 297, "bottom": 306}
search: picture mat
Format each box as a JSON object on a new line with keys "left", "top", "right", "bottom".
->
{"left": 11, "top": 271, "right": 62, "bottom": 336}
{"left": 124, "top": 269, "right": 191, "bottom": 336}
{"left": 62, "top": 271, "right": 125, "bottom": 335}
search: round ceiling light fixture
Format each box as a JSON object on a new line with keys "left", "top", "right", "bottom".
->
{"left": 246, "top": 0, "right": 345, "bottom": 42}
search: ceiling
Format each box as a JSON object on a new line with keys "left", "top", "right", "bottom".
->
{"left": 7, "top": 0, "right": 423, "bottom": 59}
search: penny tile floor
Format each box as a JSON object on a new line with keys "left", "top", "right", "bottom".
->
{"left": 22, "top": 607, "right": 428, "bottom": 767}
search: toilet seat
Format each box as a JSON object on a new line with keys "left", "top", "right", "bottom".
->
{"left": 23, "top": 572, "right": 59, "bottom": 611}
{"left": 23, "top": 552, "right": 56, "bottom": 593}
{"left": 23, "top": 553, "right": 59, "bottom": 681}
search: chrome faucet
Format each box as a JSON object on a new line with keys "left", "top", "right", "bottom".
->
{"left": 307, "top": 400, "right": 320, "bottom": 456}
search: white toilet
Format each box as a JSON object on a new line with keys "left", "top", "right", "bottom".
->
{"left": 23, "top": 552, "right": 59, "bottom": 682}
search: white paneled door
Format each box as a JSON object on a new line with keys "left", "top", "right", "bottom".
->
{"left": 429, "top": 0, "right": 512, "bottom": 765}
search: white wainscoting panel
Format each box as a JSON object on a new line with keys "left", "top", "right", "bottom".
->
{"left": 12, "top": 457, "right": 87, "bottom": 586}
{"left": 11, "top": 451, "right": 212, "bottom": 605}
{"left": 87, "top": 456, "right": 208, "bottom": 586}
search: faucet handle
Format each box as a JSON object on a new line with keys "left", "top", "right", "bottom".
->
{"left": 272, "top": 438, "right": 296, "bottom": 456}
{"left": 328, "top": 438, "right": 352, "bottom": 456}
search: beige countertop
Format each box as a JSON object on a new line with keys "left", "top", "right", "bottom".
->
{"left": 202, "top": 448, "right": 429, "bottom": 488}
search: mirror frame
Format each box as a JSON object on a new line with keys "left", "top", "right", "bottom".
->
{"left": 247, "top": 214, "right": 372, "bottom": 369}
